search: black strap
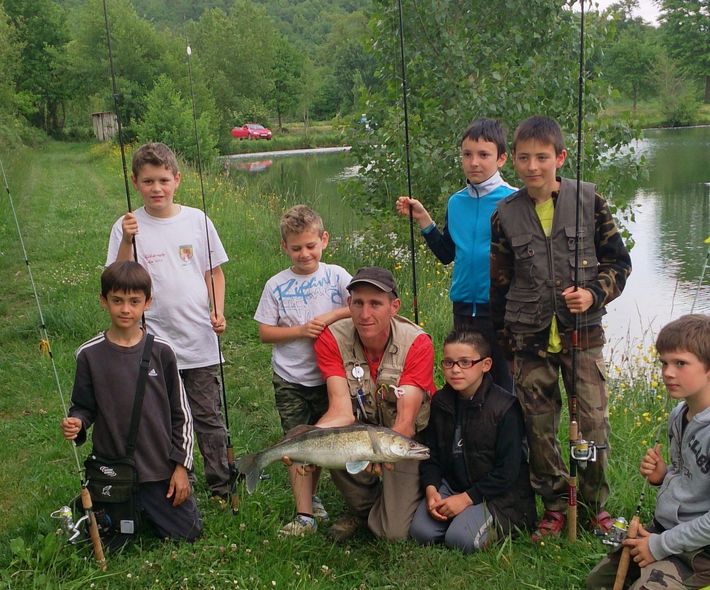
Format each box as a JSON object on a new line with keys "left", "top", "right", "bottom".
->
{"left": 125, "top": 333, "right": 154, "bottom": 459}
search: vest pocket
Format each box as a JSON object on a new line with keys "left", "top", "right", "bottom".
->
{"left": 504, "top": 289, "right": 541, "bottom": 327}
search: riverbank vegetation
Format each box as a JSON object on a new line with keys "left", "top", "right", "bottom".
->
{"left": 1, "top": 142, "right": 668, "bottom": 588}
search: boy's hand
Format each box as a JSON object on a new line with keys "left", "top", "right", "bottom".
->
{"left": 395, "top": 196, "right": 433, "bottom": 228}
{"left": 210, "top": 310, "right": 226, "bottom": 335}
{"left": 61, "top": 417, "right": 83, "bottom": 440}
{"left": 433, "top": 492, "right": 473, "bottom": 519}
{"left": 624, "top": 524, "right": 656, "bottom": 567}
{"left": 425, "top": 485, "right": 447, "bottom": 521}
{"left": 121, "top": 212, "right": 139, "bottom": 244}
{"left": 167, "top": 464, "right": 191, "bottom": 507}
{"left": 640, "top": 443, "right": 666, "bottom": 485}
{"left": 561, "top": 286, "right": 594, "bottom": 313}
{"left": 301, "top": 318, "right": 326, "bottom": 339}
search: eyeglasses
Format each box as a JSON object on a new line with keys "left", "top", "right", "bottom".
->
{"left": 441, "top": 358, "right": 488, "bottom": 370}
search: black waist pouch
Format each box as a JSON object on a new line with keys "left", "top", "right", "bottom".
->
{"left": 84, "top": 453, "right": 140, "bottom": 535}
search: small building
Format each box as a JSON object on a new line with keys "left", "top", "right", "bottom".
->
{"left": 91, "top": 111, "right": 118, "bottom": 141}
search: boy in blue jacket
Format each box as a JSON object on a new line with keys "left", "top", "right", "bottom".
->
{"left": 396, "top": 118, "right": 515, "bottom": 391}
{"left": 587, "top": 314, "right": 710, "bottom": 589}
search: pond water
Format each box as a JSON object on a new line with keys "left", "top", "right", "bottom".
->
{"left": 227, "top": 127, "right": 710, "bottom": 358}
{"left": 603, "top": 127, "right": 709, "bottom": 357}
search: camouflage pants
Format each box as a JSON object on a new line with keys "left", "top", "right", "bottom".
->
{"left": 586, "top": 524, "right": 710, "bottom": 589}
{"left": 272, "top": 372, "right": 328, "bottom": 434}
{"left": 514, "top": 347, "right": 610, "bottom": 513}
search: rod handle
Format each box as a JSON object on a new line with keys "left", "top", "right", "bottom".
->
{"left": 567, "top": 478, "right": 577, "bottom": 543}
{"left": 81, "top": 487, "right": 107, "bottom": 570}
{"left": 613, "top": 515, "right": 640, "bottom": 590}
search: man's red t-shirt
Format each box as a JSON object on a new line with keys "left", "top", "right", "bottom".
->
{"left": 314, "top": 326, "right": 436, "bottom": 396}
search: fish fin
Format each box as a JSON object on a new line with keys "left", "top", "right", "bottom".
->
{"left": 235, "top": 453, "right": 261, "bottom": 494}
{"left": 346, "top": 460, "right": 370, "bottom": 474}
{"left": 282, "top": 424, "right": 318, "bottom": 441}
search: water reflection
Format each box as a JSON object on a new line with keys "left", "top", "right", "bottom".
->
{"left": 604, "top": 127, "right": 710, "bottom": 354}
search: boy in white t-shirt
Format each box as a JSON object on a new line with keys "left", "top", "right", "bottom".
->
{"left": 107, "top": 142, "right": 232, "bottom": 504}
{"left": 254, "top": 205, "right": 351, "bottom": 536}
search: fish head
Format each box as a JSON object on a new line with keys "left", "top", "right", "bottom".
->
{"left": 385, "top": 433, "right": 430, "bottom": 461}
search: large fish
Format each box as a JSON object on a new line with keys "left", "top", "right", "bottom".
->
{"left": 236, "top": 424, "right": 430, "bottom": 493}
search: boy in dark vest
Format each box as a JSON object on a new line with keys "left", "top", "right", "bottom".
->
{"left": 490, "top": 115, "right": 631, "bottom": 541}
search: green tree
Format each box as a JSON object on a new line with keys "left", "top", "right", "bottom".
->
{"left": 659, "top": 0, "right": 710, "bottom": 102}
{"left": 0, "top": 5, "right": 20, "bottom": 119}
{"left": 603, "top": 2, "right": 661, "bottom": 110}
{"left": 66, "top": 0, "right": 182, "bottom": 130}
{"left": 190, "top": 2, "right": 277, "bottom": 133}
{"left": 313, "top": 10, "right": 375, "bottom": 118}
{"left": 134, "top": 74, "right": 218, "bottom": 165}
{"left": 272, "top": 36, "right": 305, "bottom": 130}
{"left": 654, "top": 52, "right": 700, "bottom": 126}
{"left": 354, "top": 0, "right": 636, "bottom": 210}
{"left": 3, "top": 0, "right": 71, "bottom": 134}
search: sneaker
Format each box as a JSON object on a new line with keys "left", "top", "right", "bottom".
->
{"left": 589, "top": 510, "right": 614, "bottom": 535}
{"left": 531, "top": 510, "right": 566, "bottom": 543}
{"left": 311, "top": 495, "right": 329, "bottom": 523}
{"left": 210, "top": 493, "right": 229, "bottom": 511}
{"left": 327, "top": 514, "right": 364, "bottom": 542}
{"left": 278, "top": 514, "right": 317, "bottom": 537}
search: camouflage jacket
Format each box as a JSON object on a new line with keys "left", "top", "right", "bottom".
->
{"left": 490, "top": 181, "right": 631, "bottom": 358}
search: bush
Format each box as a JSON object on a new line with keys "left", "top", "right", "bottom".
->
{"left": 655, "top": 54, "right": 701, "bottom": 127}
{"left": 134, "top": 75, "right": 219, "bottom": 165}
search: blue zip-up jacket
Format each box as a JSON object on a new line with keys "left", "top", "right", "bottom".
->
{"left": 422, "top": 171, "right": 515, "bottom": 314}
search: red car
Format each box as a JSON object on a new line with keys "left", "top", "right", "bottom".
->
{"left": 231, "top": 123, "right": 273, "bottom": 140}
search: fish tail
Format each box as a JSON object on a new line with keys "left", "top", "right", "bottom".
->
{"left": 235, "top": 453, "right": 262, "bottom": 494}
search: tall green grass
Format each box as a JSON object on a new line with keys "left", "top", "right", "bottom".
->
{"left": 0, "top": 141, "right": 665, "bottom": 589}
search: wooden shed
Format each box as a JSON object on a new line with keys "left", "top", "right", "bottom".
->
{"left": 91, "top": 111, "right": 118, "bottom": 141}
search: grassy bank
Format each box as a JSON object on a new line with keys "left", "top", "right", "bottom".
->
{"left": 226, "top": 122, "right": 346, "bottom": 155}
{"left": 1, "top": 141, "right": 665, "bottom": 589}
{"left": 602, "top": 98, "right": 710, "bottom": 128}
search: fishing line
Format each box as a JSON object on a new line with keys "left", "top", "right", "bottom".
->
{"left": 1, "top": 156, "right": 106, "bottom": 568}
{"left": 186, "top": 44, "right": 239, "bottom": 512}
{"left": 396, "top": 0, "right": 419, "bottom": 324}
{"left": 102, "top": 0, "right": 138, "bottom": 263}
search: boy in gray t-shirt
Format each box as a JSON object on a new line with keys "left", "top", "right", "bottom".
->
{"left": 254, "top": 205, "right": 351, "bottom": 536}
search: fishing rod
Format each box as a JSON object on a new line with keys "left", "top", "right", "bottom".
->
{"left": 185, "top": 44, "right": 239, "bottom": 514}
{"left": 690, "top": 236, "right": 710, "bottom": 313}
{"left": 1, "top": 157, "right": 106, "bottom": 570}
{"left": 396, "top": 0, "right": 419, "bottom": 324}
{"left": 566, "top": 0, "right": 588, "bottom": 543}
{"left": 102, "top": 0, "right": 138, "bottom": 264}
{"left": 611, "top": 416, "right": 667, "bottom": 590}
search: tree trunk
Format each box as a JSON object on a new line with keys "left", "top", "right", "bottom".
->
{"left": 705, "top": 75, "right": 710, "bottom": 103}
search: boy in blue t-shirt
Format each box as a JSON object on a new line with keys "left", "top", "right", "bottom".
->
{"left": 396, "top": 118, "right": 515, "bottom": 390}
{"left": 254, "top": 205, "right": 351, "bottom": 536}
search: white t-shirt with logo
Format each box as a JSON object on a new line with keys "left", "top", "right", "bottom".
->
{"left": 107, "top": 205, "right": 228, "bottom": 369}
{"left": 254, "top": 263, "right": 351, "bottom": 386}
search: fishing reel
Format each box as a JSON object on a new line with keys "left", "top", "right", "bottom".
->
{"left": 598, "top": 516, "right": 629, "bottom": 549}
{"left": 570, "top": 438, "right": 607, "bottom": 469}
{"left": 51, "top": 506, "right": 88, "bottom": 544}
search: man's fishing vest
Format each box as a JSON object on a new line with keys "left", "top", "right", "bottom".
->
{"left": 328, "top": 315, "right": 430, "bottom": 433}
{"left": 495, "top": 177, "right": 604, "bottom": 334}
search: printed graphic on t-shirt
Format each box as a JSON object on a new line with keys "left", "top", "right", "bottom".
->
{"left": 179, "top": 245, "right": 193, "bottom": 264}
{"left": 273, "top": 267, "right": 346, "bottom": 308}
